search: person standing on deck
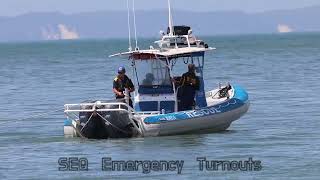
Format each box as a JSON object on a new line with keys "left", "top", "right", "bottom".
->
{"left": 113, "top": 66, "right": 135, "bottom": 107}
{"left": 179, "top": 64, "right": 200, "bottom": 111}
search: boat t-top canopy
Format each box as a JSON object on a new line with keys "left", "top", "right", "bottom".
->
{"left": 110, "top": 46, "right": 216, "bottom": 60}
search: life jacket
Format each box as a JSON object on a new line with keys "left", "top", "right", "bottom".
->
{"left": 114, "top": 76, "right": 125, "bottom": 92}
{"left": 113, "top": 75, "right": 134, "bottom": 98}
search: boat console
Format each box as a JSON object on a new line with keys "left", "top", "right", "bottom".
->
{"left": 133, "top": 58, "right": 176, "bottom": 113}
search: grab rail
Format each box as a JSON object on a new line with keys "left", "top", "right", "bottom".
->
{"left": 64, "top": 102, "right": 160, "bottom": 116}
{"left": 64, "top": 102, "right": 135, "bottom": 113}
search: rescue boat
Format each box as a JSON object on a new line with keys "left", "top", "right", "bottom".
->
{"left": 63, "top": 0, "right": 249, "bottom": 139}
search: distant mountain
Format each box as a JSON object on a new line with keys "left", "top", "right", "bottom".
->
{"left": 0, "top": 6, "right": 320, "bottom": 42}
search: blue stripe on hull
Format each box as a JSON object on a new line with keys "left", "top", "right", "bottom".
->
{"left": 144, "top": 85, "right": 249, "bottom": 124}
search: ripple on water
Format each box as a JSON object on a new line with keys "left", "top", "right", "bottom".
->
{"left": 1, "top": 34, "right": 320, "bottom": 179}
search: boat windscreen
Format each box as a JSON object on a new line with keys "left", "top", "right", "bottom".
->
{"left": 135, "top": 59, "right": 172, "bottom": 87}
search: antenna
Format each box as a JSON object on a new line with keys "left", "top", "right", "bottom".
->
{"left": 168, "top": 0, "right": 174, "bottom": 36}
{"left": 132, "top": 0, "right": 139, "bottom": 50}
{"left": 127, "top": 0, "right": 132, "bottom": 51}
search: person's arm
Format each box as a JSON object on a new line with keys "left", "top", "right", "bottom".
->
{"left": 179, "top": 74, "right": 186, "bottom": 86}
{"left": 126, "top": 77, "right": 135, "bottom": 92}
{"left": 113, "top": 80, "right": 124, "bottom": 96}
{"left": 113, "top": 88, "right": 123, "bottom": 96}
{"left": 128, "top": 86, "right": 135, "bottom": 93}
{"left": 195, "top": 76, "right": 200, "bottom": 90}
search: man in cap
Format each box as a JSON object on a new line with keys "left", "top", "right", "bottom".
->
{"left": 142, "top": 73, "right": 155, "bottom": 86}
{"left": 113, "top": 66, "right": 135, "bottom": 107}
{"left": 179, "top": 64, "right": 200, "bottom": 111}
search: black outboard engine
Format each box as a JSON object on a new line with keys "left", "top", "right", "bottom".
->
{"left": 77, "top": 101, "right": 138, "bottom": 139}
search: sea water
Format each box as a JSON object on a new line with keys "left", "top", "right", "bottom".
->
{"left": 0, "top": 33, "right": 319, "bottom": 179}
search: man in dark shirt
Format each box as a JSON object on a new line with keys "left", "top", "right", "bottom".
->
{"left": 113, "top": 66, "right": 135, "bottom": 107}
{"left": 142, "top": 73, "right": 155, "bottom": 86}
{"left": 179, "top": 64, "right": 200, "bottom": 111}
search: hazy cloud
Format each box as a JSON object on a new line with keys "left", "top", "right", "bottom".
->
{"left": 277, "top": 24, "right": 293, "bottom": 33}
{"left": 41, "top": 24, "right": 79, "bottom": 40}
{"left": 58, "top": 24, "right": 79, "bottom": 39}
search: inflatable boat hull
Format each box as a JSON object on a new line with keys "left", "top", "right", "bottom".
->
{"left": 141, "top": 85, "right": 249, "bottom": 136}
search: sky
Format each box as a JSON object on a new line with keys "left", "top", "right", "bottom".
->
{"left": 1, "top": 0, "right": 320, "bottom": 16}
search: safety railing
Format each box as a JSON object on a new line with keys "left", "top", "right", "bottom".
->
{"left": 64, "top": 102, "right": 160, "bottom": 116}
{"left": 64, "top": 102, "right": 132, "bottom": 112}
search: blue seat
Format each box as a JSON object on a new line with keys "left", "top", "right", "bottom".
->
{"left": 135, "top": 101, "right": 158, "bottom": 111}
{"left": 160, "top": 101, "right": 175, "bottom": 113}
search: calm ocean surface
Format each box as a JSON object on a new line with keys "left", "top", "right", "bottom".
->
{"left": 0, "top": 33, "right": 319, "bottom": 179}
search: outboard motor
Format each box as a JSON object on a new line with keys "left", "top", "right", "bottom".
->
{"left": 77, "top": 101, "right": 138, "bottom": 139}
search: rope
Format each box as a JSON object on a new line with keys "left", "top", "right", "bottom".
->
{"left": 71, "top": 122, "right": 87, "bottom": 139}
{"left": 69, "top": 112, "right": 132, "bottom": 139}
{"left": 68, "top": 108, "right": 130, "bottom": 138}
{"left": 0, "top": 108, "right": 63, "bottom": 126}
{"left": 96, "top": 112, "right": 132, "bottom": 135}
{"left": 80, "top": 112, "right": 94, "bottom": 132}
{"left": 0, "top": 107, "right": 88, "bottom": 139}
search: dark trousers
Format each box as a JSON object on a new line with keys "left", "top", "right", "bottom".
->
{"left": 178, "top": 86, "right": 196, "bottom": 111}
